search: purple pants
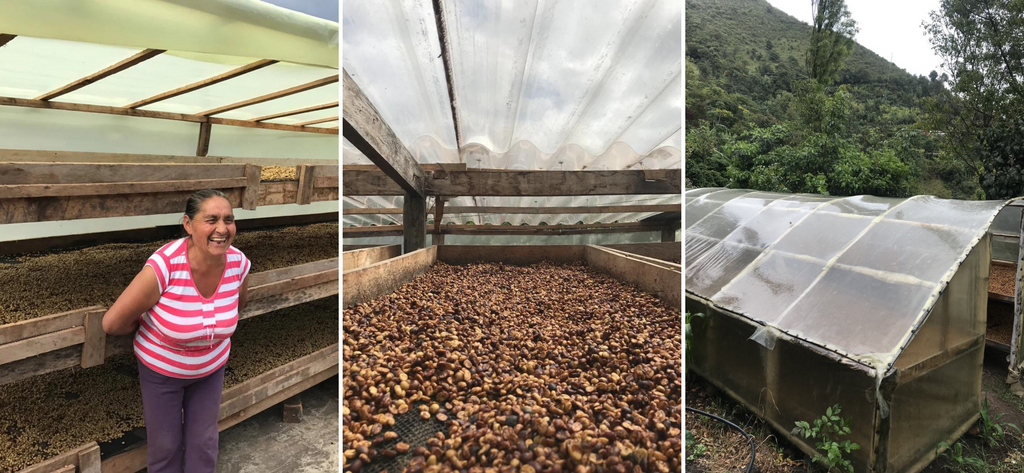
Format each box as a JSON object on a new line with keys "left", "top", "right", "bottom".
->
{"left": 137, "top": 360, "right": 225, "bottom": 473}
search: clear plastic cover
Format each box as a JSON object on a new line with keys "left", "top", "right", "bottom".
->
{"left": 685, "top": 188, "right": 1006, "bottom": 368}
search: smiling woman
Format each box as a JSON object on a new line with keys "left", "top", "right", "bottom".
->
{"left": 102, "top": 189, "right": 252, "bottom": 473}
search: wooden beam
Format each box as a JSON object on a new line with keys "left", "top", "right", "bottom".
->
{"left": 344, "top": 204, "right": 681, "bottom": 215}
{"left": 343, "top": 163, "right": 467, "bottom": 172}
{"left": 404, "top": 192, "right": 427, "bottom": 253}
{"left": 296, "top": 165, "right": 315, "bottom": 205}
{"left": 0, "top": 96, "right": 338, "bottom": 135}
{"left": 342, "top": 70, "right": 426, "bottom": 196}
{"left": 434, "top": 199, "right": 445, "bottom": 243}
{"left": 35, "top": 49, "right": 165, "bottom": 101}
{"left": 431, "top": 0, "right": 462, "bottom": 148}
{"left": 125, "top": 59, "right": 278, "bottom": 109}
{"left": 80, "top": 310, "right": 106, "bottom": 368}
{"left": 294, "top": 116, "right": 338, "bottom": 127}
{"left": 0, "top": 327, "right": 84, "bottom": 365}
{"left": 251, "top": 101, "right": 338, "bottom": 122}
{"left": 342, "top": 169, "right": 682, "bottom": 196}
{"left": 343, "top": 222, "right": 665, "bottom": 237}
{"left": 0, "top": 177, "right": 247, "bottom": 199}
{"left": 0, "top": 34, "right": 16, "bottom": 48}
{"left": 199, "top": 74, "right": 339, "bottom": 116}
{"left": 196, "top": 122, "right": 212, "bottom": 156}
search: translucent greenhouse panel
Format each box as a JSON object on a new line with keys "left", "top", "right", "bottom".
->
{"left": 0, "top": 106, "right": 197, "bottom": 155}
{"left": 777, "top": 266, "right": 936, "bottom": 358}
{"left": 686, "top": 193, "right": 787, "bottom": 240}
{"left": 836, "top": 220, "right": 976, "bottom": 282}
{"left": 712, "top": 252, "right": 829, "bottom": 324}
{"left": 0, "top": 36, "right": 145, "bottom": 99}
{"left": 990, "top": 204, "right": 1022, "bottom": 235}
{"left": 207, "top": 125, "right": 338, "bottom": 159}
{"left": 992, "top": 235, "right": 1018, "bottom": 263}
{"left": 887, "top": 196, "right": 1010, "bottom": 229}
{"left": 815, "top": 194, "right": 903, "bottom": 216}
{"left": 685, "top": 189, "right": 751, "bottom": 227}
{"left": 719, "top": 206, "right": 810, "bottom": 249}
{"left": 771, "top": 212, "right": 872, "bottom": 261}
{"left": 685, "top": 242, "right": 762, "bottom": 296}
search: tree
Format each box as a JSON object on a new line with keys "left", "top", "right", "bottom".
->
{"left": 924, "top": 0, "right": 1024, "bottom": 198}
{"left": 929, "top": 70, "right": 939, "bottom": 82}
{"left": 806, "top": 0, "right": 859, "bottom": 85}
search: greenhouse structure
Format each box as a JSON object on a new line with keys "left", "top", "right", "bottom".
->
{"left": 685, "top": 188, "right": 1013, "bottom": 472}
{"left": 341, "top": 1, "right": 683, "bottom": 472}
{"left": 0, "top": 2, "right": 339, "bottom": 472}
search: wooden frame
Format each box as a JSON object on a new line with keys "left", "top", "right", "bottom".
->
{"left": 343, "top": 204, "right": 681, "bottom": 215}
{"left": 17, "top": 344, "right": 339, "bottom": 473}
{"left": 341, "top": 222, "right": 676, "bottom": 238}
{"left": 0, "top": 148, "right": 338, "bottom": 166}
{"left": 342, "top": 169, "right": 682, "bottom": 196}
{"left": 342, "top": 244, "right": 402, "bottom": 271}
{"left": 0, "top": 258, "right": 338, "bottom": 387}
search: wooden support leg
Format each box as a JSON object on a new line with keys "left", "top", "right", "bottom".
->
{"left": 296, "top": 164, "right": 315, "bottom": 205}
{"left": 434, "top": 198, "right": 446, "bottom": 246}
{"left": 78, "top": 443, "right": 101, "bottom": 473}
{"left": 403, "top": 192, "right": 426, "bottom": 253}
{"left": 196, "top": 122, "right": 212, "bottom": 156}
{"left": 283, "top": 395, "right": 303, "bottom": 423}
{"left": 81, "top": 310, "right": 106, "bottom": 368}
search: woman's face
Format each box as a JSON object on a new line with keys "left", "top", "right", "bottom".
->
{"left": 185, "top": 196, "right": 236, "bottom": 257}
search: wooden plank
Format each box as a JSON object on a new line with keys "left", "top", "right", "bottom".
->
{"left": 0, "top": 327, "right": 84, "bottom": 365}
{"left": 296, "top": 164, "right": 315, "bottom": 205}
{"left": 80, "top": 310, "right": 106, "bottom": 369}
{"left": 584, "top": 245, "right": 681, "bottom": 310}
{"left": 219, "top": 364, "right": 337, "bottom": 431}
{"left": 208, "top": 116, "right": 340, "bottom": 135}
{"left": 251, "top": 101, "right": 339, "bottom": 122}
{"left": 342, "top": 225, "right": 404, "bottom": 237}
{"left": 0, "top": 177, "right": 247, "bottom": 199}
{"left": 77, "top": 443, "right": 101, "bottom": 473}
{"left": 0, "top": 188, "right": 243, "bottom": 225}
{"left": 52, "top": 465, "right": 75, "bottom": 473}
{"left": 242, "top": 164, "right": 261, "bottom": 210}
{"left": 436, "top": 245, "right": 586, "bottom": 266}
{"left": 247, "top": 268, "right": 339, "bottom": 301}
{"left": 200, "top": 74, "right": 339, "bottom": 117}
{"left": 0, "top": 34, "right": 15, "bottom": 48}
{"left": 433, "top": 199, "right": 445, "bottom": 241}
{"left": 597, "top": 246, "right": 680, "bottom": 271}
{"left": 247, "top": 258, "right": 339, "bottom": 287}
{"left": 342, "top": 222, "right": 663, "bottom": 237}
{"left": 602, "top": 242, "right": 681, "bottom": 263}
{"left": 0, "top": 97, "right": 336, "bottom": 135}
{"left": 240, "top": 281, "right": 338, "bottom": 320}
{"left": 257, "top": 180, "right": 298, "bottom": 206}
{"left": 342, "top": 169, "right": 681, "bottom": 196}
{"left": 0, "top": 345, "right": 80, "bottom": 387}
{"left": 343, "top": 163, "right": 466, "bottom": 172}
{"left": 196, "top": 122, "right": 212, "bottom": 157}
{"left": 0, "top": 149, "right": 221, "bottom": 164}
{"left": 313, "top": 176, "right": 338, "bottom": 188}
{"left": 0, "top": 306, "right": 97, "bottom": 344}
{"left": 404, "top": 192, "right": 426, "bottom": 253}
{"left": 0, "top": 162, "right": 246, "bottom": 184}
{"left": 342, "top": 244, "right": 401, "bottom": 271}
{"left": 16, "top": 442, "right": 96, "bottom": 473}
{"left": 125, "top": 59, "right": 278, "bottom": 109}
{"left": 342, "top": 70, "right": 426, "bottom": 196}
{"left": 344, "top": 204, "right": 681, "bottom": 215}
{"left": 294, "top": 116, "right": 338, "bottom": 127}
{"left": 342, "top": 246, "right": 437, "bottom": 307}
{"left": 36, "top": 49, "right": 165, "bottom": 101}
{"left": 219, "top": 344, "right": 339, "bottom": 418}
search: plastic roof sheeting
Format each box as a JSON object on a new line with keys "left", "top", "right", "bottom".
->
{"left": 685, "top": 188, "right": 1007, "bottom": 371}
{"left": 341, "top": 0, "right": 681, "bottom": 232}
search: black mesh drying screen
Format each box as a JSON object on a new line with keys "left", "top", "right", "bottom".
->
{"left": 352, "top": 403, "right": 448, "bottom": 473}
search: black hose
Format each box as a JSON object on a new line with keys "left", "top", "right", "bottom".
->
{"left": 685, "top": 406, "right": 756, "bottom": 473}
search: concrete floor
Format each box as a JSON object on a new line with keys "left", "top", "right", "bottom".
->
{"left": 216, "top": 377, "right": 339, "bottom": 473}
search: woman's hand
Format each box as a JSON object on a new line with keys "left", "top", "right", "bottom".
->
{"left": 102, "top": 266, "right": 161, "bottom": 336}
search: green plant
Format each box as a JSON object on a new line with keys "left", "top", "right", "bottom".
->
{"left": 937, "top": 441, "right": 986, "bottom": 471}
{"left": 979, "top": 397, "right": 1022, "bottom": 448}
{"left": 792, "top": 404, "right": 860, "bottom": 472}
{"left": 685, "top": 312, "right": 704, "bottom": 373}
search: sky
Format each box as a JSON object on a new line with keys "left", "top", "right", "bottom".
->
{"left": 262, "top": 0, "right": 338, "bottom": 22}
{"left": 765, "top": 0, "right": 945, "bottom": 78}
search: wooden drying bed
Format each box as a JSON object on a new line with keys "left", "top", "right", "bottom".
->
{"left": 0, "top": 161, "right": 339, "bottom": 224}
{"left": 15, "top": 344, "right": 339, "bottom": 473}
{"left": 0, "top": 257, "right": 339, "bottom": 387}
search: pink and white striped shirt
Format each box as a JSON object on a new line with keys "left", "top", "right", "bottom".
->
{"left": 133, "top": 238, "right": 251, "bottom": 379}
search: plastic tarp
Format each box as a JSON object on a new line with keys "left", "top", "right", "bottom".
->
{"left": 685, "top": 188, "right": 1006, "bottom": 372}
{"left": 341, "top": 0, "right": 681, "bottom": 234}
{"left": 0, "top": 0, "right": 339, "bottom": 241}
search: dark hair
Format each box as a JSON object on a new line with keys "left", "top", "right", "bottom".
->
{"left": 184, "top": 189, "right": 229, "bottom": 220}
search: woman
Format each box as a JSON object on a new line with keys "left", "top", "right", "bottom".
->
{"left": 102, "top": 189, "right": 251, "bottom": 473}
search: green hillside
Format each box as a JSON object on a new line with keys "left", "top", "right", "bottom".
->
{"left": 685, "top": 0, "right": 978, "bottom": 199}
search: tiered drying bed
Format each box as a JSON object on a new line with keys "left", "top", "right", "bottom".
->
{"left": 1, "top": 297, "right": 339, "bottom": 473}
{"left": 342, "top": 245, "right": 681, "bottom": 472}
{"left": 988, "top": 261, "right": 1017, "bottom": 351}
{"left": 0, "top": 223, "right": 339, "bottom": 387}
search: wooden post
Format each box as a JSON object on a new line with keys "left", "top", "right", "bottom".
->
{"left": 1010, "top": 209, "right": 1024, "bottom": 396}
{"left": 434, "top": 198, "right": 446, "bottom": 246}
{"left": 404, "top": 192, "right": 426, "bottom": 253}
{"left": 242, "top": 164, "right": 261, "bottom": 210}
{"left": 661, "top": 227, "right": 675, "bottom": 242}
{"left": 78, "top": 443, "right": 101, "bottom": 473}
{"left": 296, "top": 164, "right": 315, "bottom": 205}
{"left": 80, "top": 310, "right": 106, "bottom": 368}
{"left": 283, "top": 395, "right": 303, "bottom": 423}
{"left": 196, "top": 122, "right": 212, "bottom": 156}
